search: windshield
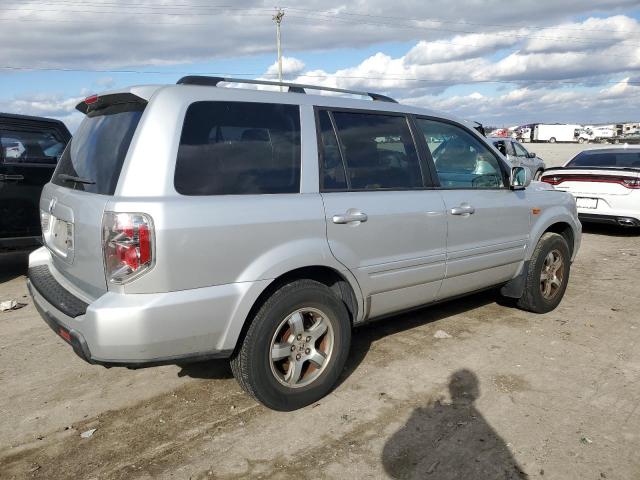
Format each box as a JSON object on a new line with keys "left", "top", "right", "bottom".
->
{"left": 567, "top": 151, "right": 640, "bottom": 169}
{"left": 52, "top": 106, "right": 143, "bottom": 194}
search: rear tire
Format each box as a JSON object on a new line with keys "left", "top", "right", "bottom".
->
{"left": 549, "top": 137, "right": 556, "bottom": 143}
{"left": 230, "top": 279, "right": 351, "bottom": 411}
{"left": 517, "top": 233, "right": 570, "bottom": 314}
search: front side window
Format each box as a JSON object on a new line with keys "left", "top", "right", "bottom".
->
{"left": 175, "top": 101, "right": 301, "bottom": 195}
{"left": 327, "top": 111, "right": 423, "bottom": 190}
{"left": 416, "top": 119, "right": 505, "bottom": 189}
{"left": 1, "top": 129, "right": 66, "bottom": 165}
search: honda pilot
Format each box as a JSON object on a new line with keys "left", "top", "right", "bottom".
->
{"left": 28, "top": 77, "right": 581, "bottom": 410}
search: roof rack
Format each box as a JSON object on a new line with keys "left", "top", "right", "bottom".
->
{"left": 176, "top": 76, "right": 397, "bottom": 103}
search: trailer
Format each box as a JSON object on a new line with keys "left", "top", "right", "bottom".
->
{"left": 532, "top": 124, "right": 582, "bottom": 143}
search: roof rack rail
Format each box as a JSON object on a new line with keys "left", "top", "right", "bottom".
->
{"left": 176, "top": 76, "right": 397, "bottom": 103}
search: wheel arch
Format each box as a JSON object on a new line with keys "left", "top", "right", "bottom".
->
{"left": 503, "top": 219, "right": 579, "bottom": 299}
{"left": 226, "top": 265, "right": 363, "bottom": 354}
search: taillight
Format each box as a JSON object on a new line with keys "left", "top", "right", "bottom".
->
{"left": 541, "top": 175, "right": 562, "bottom": 185}
{"left": 622, "top": 178, "right": 640, "bottom": 189}
{"left": 102, "top": 212, "right": 154, "bottom": 283}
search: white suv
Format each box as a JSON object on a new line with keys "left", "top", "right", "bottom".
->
{"left": 27, "top": 77, "right": 581, "bottom": 410}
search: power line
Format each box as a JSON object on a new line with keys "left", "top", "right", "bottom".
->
{"left": 2, "top": 4, "right": 639, "bottom": 47}
{"left": 14, "top": 0, "right": 640, "bottom": 35}
{"left": 1, "top": 65, "right": 638, "bottom": 85}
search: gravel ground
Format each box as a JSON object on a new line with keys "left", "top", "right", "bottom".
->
{"left": 1, "top": 144, "right": 639, "bottom": 480}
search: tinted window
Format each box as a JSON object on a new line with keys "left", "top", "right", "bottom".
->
{"left": 52, "top": 107, "right": 143, "bottom": 194}
{"left": 1, "top": 129, "right": 66, "bottom": 165}
{"left": 330, "top": 111, "right": 422, "bottom": 190}
{"left": 491, "top": 139, "right": 514, "bottom": 157}
{"left": 318, "top": 111, "right": 347, "bottom": 191}
{"left": 175, "top": 101, "right": 300, "bottom": 195}
{"left": 417, "top": 119, "right": 505, "bottom": 189}
{"left": 567, "top": 151, "right": 640, "bottom": 168}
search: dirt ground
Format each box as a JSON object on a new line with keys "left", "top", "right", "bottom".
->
{"left": 1, "top": 145, "right": 640, "bottom": 480}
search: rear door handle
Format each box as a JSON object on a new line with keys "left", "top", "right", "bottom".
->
{"left": 450, "top": 204, "right": 475, "bottom": 215}
{"left": 332, "top": 211, "right": 368, "bottom": 224}
{"left": 0, "top": 174, "right": 24, "bottom": 182}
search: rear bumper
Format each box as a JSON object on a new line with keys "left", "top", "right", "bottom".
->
{"left": 578, "top": 212, "right": 640, "bottom": 227}
{"left": 26, "top": 248, "right": 266, "bottom": 366}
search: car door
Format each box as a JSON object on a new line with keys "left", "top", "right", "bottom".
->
{"left": 317, "top": 108, "right": 447, "bottom": 319}
{"left": 0, "top": 125, "right": 67, "bottom": 240}
{"left": 414, "top": 117, "right": 531, "bottom": 299}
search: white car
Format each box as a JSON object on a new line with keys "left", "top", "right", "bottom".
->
{"left": 541, "top": 147, "right": 640, "bottom": 227}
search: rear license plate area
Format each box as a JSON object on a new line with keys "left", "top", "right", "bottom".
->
{"left": 49, "top": 216, "right": 74, "bottom": 259}
{"left": 576, "top": 197, "right": 598, "bottom": 209}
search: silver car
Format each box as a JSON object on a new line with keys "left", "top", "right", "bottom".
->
{"left": 27, "top": 77, "right": 581, "bottom": 410}
{"left": 488, "top": 136, "right": 546, "bottom": 179}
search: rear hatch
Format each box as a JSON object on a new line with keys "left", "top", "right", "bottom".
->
{"left": 40, "top": 93, "right": 146, "bottom": 299}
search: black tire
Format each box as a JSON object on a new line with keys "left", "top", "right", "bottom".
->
{"left": 534, "top": 169, "right": 544, "bottom": 181}
{"left": 549, "top": 137, "right": 556, "bottom": 143}
{"left": 230, "top": 279, "right": 351, "bottom": 411}
{"left": 517, "top": 232, "right": 571, "bottom": 314}
{"left": 578, "top": 137, "right": 585, "bottom": 144}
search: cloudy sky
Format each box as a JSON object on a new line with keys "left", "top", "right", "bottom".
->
{"left": 1, "top": 0, "right": 639, "bottom": 130}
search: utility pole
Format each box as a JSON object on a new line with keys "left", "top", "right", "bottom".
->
{"left": 273, "top": 8, "right": 285, "bottom": 91}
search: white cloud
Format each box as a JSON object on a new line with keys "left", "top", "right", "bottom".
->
{"left": 265, "top": 57, "right": 306, "bottom": 77}
{"left": 405, "top": 31, "right": 526, "bottom": 65}
{"left": 404, "top": 78, "right": 640, "bottom": 125}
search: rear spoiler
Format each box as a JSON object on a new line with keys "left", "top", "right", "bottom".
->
{"left": 76, "top": 93, "right": 147, "bottom": 115}
{"left": 543, "top": 166, "right": 640, "bottom": 174}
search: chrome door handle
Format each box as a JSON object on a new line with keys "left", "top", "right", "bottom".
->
{"left": 0, "top": 174, "right": 24, "bottom": 182}
{"left": 332, "top": 211, "right": 368, "bottom": 224}
{"left": 450, "top": 204, "right": 475, "bottom": 215}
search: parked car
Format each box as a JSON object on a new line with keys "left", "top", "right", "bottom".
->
{"left": 541, "top": 147, "right": 640, "bottom": 227}
{"left": 488, "top": 136, "right": 546, "bottom": 179}
{"left": 27, "top": 78, "right": 581, "bottom": 410}
{"left": 613, "top": 132, "right": 640, "bottom": 145}
{"left": 0, "top": 113, "right": 71, "bottom": 251}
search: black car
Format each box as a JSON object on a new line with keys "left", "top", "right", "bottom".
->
{"left": 0, "top": 113, "right": 71, "bottom": 250}
{"left": 613, "top": 132, "right": 640, "bottom": 144}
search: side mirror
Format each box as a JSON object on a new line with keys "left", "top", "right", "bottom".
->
{"left": 510, "top": 166, "right": 531, "bottom": 190}
{"left": 527, "top": 152, "right": 536, "bottom": 158}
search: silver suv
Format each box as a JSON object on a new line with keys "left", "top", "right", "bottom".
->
{"left": 27, "top": 77, "right": 581, "bottom": 410}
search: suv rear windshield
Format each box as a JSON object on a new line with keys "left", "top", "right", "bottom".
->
{"left": 174, "top": 101, "right": 301, "bottom": 195}
{"left": 52, "top": 103, "right": 144, "bottom": 195}
{"left": 567, "top": 151, "right": 640, "bottom": 168}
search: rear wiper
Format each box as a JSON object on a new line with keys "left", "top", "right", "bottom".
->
{"left": 58, "top": 173, "right": 96, "bottom": 185}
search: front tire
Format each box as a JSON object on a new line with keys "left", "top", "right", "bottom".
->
{"left": 517, "top": 233, "right": 571, "bottom": 314}
{"left": 549, "top": 137, "right": 556, "bottom": 143}
{"left": 230, "top": 279, "right": 351, "bottom": 411}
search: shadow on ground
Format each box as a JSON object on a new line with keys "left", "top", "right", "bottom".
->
{"left": 0, "top": 251, "right": 30, "bottom": 283}
{"left": 582, "top": 223, "right": 640, "bottom": 237}
{"left": 382, "top": 369, "right": 529, "bottom": 479}
{"left": 176, "top": 290, "right": 498, "bottom": 387}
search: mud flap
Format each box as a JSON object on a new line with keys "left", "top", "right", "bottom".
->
{"left": 500, "top": 261, "right": 529, "bottom": 299}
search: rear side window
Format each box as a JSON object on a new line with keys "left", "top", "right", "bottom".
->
{"left": 327, "top": 111, "right": 423, "bottom": 190}
{"left": 52, "top": 105, "right": 144, "bottom": 194}
{"left": 1, "top": 128, "right": 66, "bottom": 165}
{"left": 567, "top": 151, "right": 640, "bottom": 168}
{"left": 175, "top": 101, "right": 301, "bottom": 195}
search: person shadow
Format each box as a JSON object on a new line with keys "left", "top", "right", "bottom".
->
{"left": 382, "top": 369, "right": 529, "bottom": 480}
